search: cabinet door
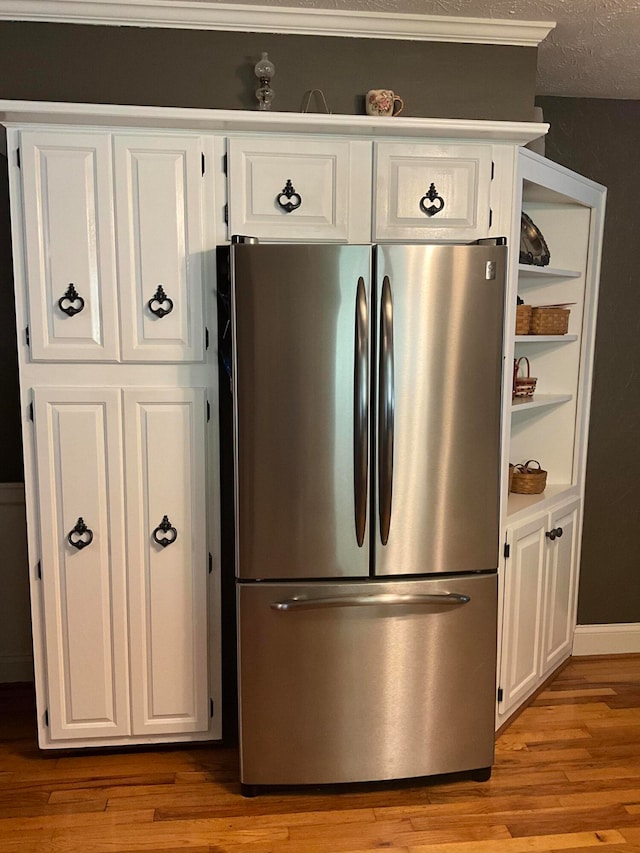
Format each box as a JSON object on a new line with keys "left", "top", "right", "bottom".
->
{"left": 114, "top": 135, "right": 206, "bottom": 362}
{"left": 33, "top": 388, "right": 129, "bottom": 740}
{"left": 227, "top": 137, "right": 371, "bottom": 242}
{"left": 21, "top": 131, "right": 119, "bottom": 361}
{"left": 374, "top": 142, "right": 492, "bottom": 241}
{"left": 541, "top": 499, "right": 580, "bottom": 674}
{"left": 498, "top": 515, "right": 546, "bottom": 717}
{"left": 124, "top": 388, "right": 209, "bottom": 736}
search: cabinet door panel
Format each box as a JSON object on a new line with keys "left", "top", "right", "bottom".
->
{"left": 227, "top": 137, "right": 369, "bottom": 242}
{"left": 542, "top": 499, "right": 580, "bottom": 674}
{"left": 21, "top": 131, "right": 119, "bottom": 361}
{"left": 124, "top": 388, "right": 209, "bottom": 736}
{"left": 115, "top": 136, "right": 205, "bottom": 362}
{"left": 374, "top": 142, "right": 492, "bottom": 241}
{"left": 498, "top": 515, "right": 546, "bottom": 716}
{"left": 33, "top": 388, "right": 129, "bottom": 740}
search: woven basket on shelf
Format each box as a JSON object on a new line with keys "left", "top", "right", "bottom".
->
{"left": 512, "top": 356, "right": 537, "bottom": 399}
{"left": 508, "top": 463, "right": 514, "bottom": 494}
{"left": 530, "top": 306, "right": 570, "bottom": 335}
{"left": 511, "top": 460, "right": 547, "bottom": 495}
{"left": 515, "top": 304, "right": 532, "bottom": 335}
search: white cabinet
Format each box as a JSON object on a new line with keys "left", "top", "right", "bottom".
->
{"left": 498, "top": 497, "right": 580, "bottom": 720}
{"left": 123, "top": 388, "right": 209, "bottom": 737}
{"left": 33, "top": 386, "right": 211, "bottom": 743}
{"left": 21, "top": 130, "right": 120, "bottom": 362}
{"left": 226, "top": 136, "right": 371, "bottom": 243}
{"left": 373, "top": 142, "right": 493, "bottom": 242}
{"left": 32, "top": 387, "right": 130, "bottom": 740}
{"left": 20, "top": 130, "right": 207, "bottom": 363}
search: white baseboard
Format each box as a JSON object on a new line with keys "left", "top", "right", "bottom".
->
{"left": 0, "top": 654, "right": 33, "bottom": 683}
{"left": 573, "top": 623, "right": 640, "bottom": 656}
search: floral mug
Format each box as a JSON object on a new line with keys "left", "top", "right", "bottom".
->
{"left": 365, "top": 89, "right": 404, "bottom": 117}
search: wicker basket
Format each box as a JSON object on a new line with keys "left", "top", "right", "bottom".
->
{"left": 530, "top": 306, "right": 570, "bottom": 335}
{"left": 508, "top": 463, "right": 514, "bottom": 494}
{"left": 512, "top": 356, "right": 537, "bottom": 399}
{"left": 515, "top": 303, "right": 532, "bottom": 335}
{"left": 511, "top": 460, "right": 547, "bottom": 495}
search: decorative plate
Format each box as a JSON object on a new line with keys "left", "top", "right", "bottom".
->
{"left": 519, "top": 212, "right": 551, "bottom": 266}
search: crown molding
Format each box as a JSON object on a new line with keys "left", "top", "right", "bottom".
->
{"left": 0, "top": 0, "right": 555, "bottom": 46}
{"left": 0, "top": 100, "right": 549, "bottom": 144}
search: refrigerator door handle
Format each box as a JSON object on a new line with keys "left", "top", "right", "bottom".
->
{"left": 354, "top": 276, "right": 368, "bottom": 547}
{"left": 271, "top": 592, "right": 471, "bottom": 611}
{"left": 379, "top": 275, "right": 394, "bottom": 545}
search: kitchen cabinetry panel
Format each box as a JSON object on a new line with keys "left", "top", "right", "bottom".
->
{"left": 33, "top": 387, "right": 129, "bottom": 740}
{"left": 21, "top": 131, "right": 119, "bottom": 362}
{"left": 499, "top": 515, "right": 546, "bottom": 716}
{"left": 541, "top": 500, "right": 579, "bottom": 673}
{"left": 114, "top": 136, "right": 206, "bottom": 362}
{"left": 227, "top": 136, "right": 371, "bottom": 242}
{"left": 124, "top": 388, "right": 209, "bottom": 736}
{"left": 373, "top": 142, "right": 492, "bottom": 241}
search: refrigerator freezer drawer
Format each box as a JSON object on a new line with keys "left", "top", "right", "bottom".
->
{"left": 237, "top": 573, "right": 497, "bottom": 786}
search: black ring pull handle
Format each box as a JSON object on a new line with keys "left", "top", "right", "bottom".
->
{"left": 148, "top": 285, "right": 174, "bottom": 318}
{"left": 419, "top": 182, "right": 445, "bottom": 217}
{"left": 152, "top": 515, "right": 178, "bottom": 548}
{"left": 276, "top": 179, "right": 302, "bottom": 213}
{"left": 58, "top": 284, "right": 85, "bottom": 317}
{"left": 67, "top": 517, "right": 94, "bottom": 550}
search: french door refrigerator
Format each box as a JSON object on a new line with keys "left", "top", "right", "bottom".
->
{"left": 225, "top": 241, "right": 506, "bottom": 794}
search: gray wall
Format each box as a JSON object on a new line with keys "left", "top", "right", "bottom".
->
{"left": 538, "top": 96, "right": 639, "bottom": 625}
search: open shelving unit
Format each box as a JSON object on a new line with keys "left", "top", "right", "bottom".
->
{"left": 502, "top": 149, "right": 606, "bottom": 521}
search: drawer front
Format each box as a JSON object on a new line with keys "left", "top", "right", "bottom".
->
{"left": 227, "top": 137, "right": 370, "bottom": 242}
{"left": 374, "top": 142, "right": 493, "bottom": 242}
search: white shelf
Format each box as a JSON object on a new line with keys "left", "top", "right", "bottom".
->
{"left": 518, "top": 264, "right": 581, "bottom": 279}
{"left": 506, "top": 484, "right": 576, "bottom": 520}
{"left": 511, "top": 393, "right": 572, "bottom": 413}
{"left": 514, "top": 334, "right": 578, "bottom": 343}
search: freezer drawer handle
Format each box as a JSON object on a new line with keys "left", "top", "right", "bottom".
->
{"left": 354, "top": 276, "right": 369, "bottom": 547}
{"left": 379, "top": 276, "right": 394, "bottom": 545}
{"left": 271, "top": 593, "right": 470, "bottom": 611}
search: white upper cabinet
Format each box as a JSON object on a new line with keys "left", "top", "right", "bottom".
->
{"left": 226, "top": 136, "right": 371, "bottom": 243}
{"left": 114, "top": 135, "right": 206, "bottom": 362}
{"left": 373, "top": 142, "right": 493, "bottom": 242}
{"left": 20, "top": 129, "right": 207, "bottom": 363}
{"left": 21, "top": 131, "right": 120, "bottom": 362}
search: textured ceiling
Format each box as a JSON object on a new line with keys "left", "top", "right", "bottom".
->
{"left": 207, "top": 0, "right": 640, "bottom": 98}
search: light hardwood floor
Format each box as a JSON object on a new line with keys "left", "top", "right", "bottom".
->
{"left": 1, "top": 655, "right": 640, "bottom": 852}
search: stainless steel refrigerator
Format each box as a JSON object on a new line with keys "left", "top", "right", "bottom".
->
{"left": 224, "top": 241, "right": 506, "bottom": 794}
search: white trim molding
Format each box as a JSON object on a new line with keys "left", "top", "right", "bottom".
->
{"left": 0, "top": 1, "right": 555, "bottom": 45}
{"left": 573, "top": 623, "right": 640, "bottom": 656}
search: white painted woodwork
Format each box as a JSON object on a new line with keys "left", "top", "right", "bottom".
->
{"left": 114, "top": 135, "right": 206, "bottom": 362}
{"left": 20, "top": 130, "right": 119, "bottom": 361}
{"left": 32, "top": 387, "right": 129, "bottom": 740}
{"left": 498, "top": 515, "right": 546, "bottom": 717}
{"left": 227, "top": 136, "right": 371, "bottom": 243}
{"left": 541, "top": 499, "right": 580, "bottom": 673}
{"left": 373, "top": 142, "right": 492, "bottom": 241}
{"left": 0, "top": 3, "right": 555, "bottom": 47}
{"left": 124, "top": 388, "right": 209, "bottom": 736}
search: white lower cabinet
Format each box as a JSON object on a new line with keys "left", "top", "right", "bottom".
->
{"left": 33, "top": 386, "right": 212, "bottom": 745}
{"left": 498, "top": 497, "right": 580, "bottom": 721}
